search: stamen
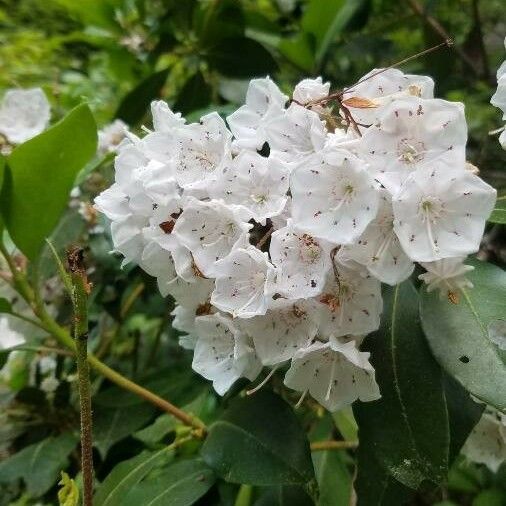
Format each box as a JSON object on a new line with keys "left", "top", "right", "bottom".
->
{"left": 295, "top": 389, "right": 308, "bottom": 409}
{"left": 246, "top": 366, "right": 279, "bottom": 395}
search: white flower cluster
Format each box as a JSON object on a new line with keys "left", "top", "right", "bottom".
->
{"left": 491, "top": 37, "right": 506, "bottom": 149}
{"left": 95, "top": 70, "right": 496, "bottom": 411}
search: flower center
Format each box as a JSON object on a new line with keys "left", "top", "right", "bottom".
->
{"left": 397, "top": 138, "right": 426, "bottom": 164}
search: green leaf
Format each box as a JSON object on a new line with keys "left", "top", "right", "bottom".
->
{"left": 123, "top": 458, "right": 215, "bottom": 506}
{"left": 488, "top": 196, "right": 506, "bottom": 224}
{"left": 116, "top": 68, "right": 170, "bottom": 125}
{"left": 194, "top": 0, "right": 245, "bottom": 45}
{"left": 354, "top": 281, "right": 449, "bottom": 488}
{"left": 443, "top": 374, "right": 484, "bottom": 463}
{"left": 201, "top": 390, "right": 316, "bottom": 493}
{"left": 0, "top": 297, "right": 12, "bottom": 313}
{"left": 207, "top": 38, "right": 278, "bottom": 78}
{"left": 1, "top": 104, "right": 97, "bottom": 260}
{"left": 420, "top": 259, "right": 506, "bottom": 412}
{"left": 278, "top": 34, "right": 315, "bottom": 72}
{"left": 174, "top": 71, "right": 212, "bottom": 115}
{"left": 93, "top": 405, "right": 156, "bottom": 458}
{"left": 254, "top": 486, "right": 314, "bottom": 506}
{"left": 310, "top": 415, "right": 351, "bottom": 506}
{"left": 0, "top": 433, "right": 78, "bottom": 497}
{"left": 94, "top": 449, "right": 173, "bottom": 506}
{"left": 354, "top": 439, "right": 414, "bottom": 506}
{"left": 301, "top": 0, "right": 370, "bottom": 66}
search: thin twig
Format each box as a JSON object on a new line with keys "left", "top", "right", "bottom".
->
{"left": 66, "top": 247, "right": 93, "bottom": 506}
{"left": 310, "top": 440, "right": 358, "bottom": 451}
{"left": 405, "top": 0, "right": 479, "bottom": 75}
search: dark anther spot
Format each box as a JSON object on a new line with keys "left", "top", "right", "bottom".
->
{"left": 459, "top": 355, "right": 470, "bottom": 364}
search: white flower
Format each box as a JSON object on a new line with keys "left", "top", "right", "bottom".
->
{"left": 192, "top": 313, "right": 261, "bottom": 395}
{"left": 110, "top": 216, "right": 146, "bottom": 266}
{"left": 418, "top": 257, "right": 474, "bottom": 303}
{"left": 393, "top": 165, "right": 496, "bottom": 262}
{"left": 354, "top": 96, "right": 467, "bottom": 194}
{"left": 151, "top": 100, "right": 186, "bottom": 132}
{"left": 342, "top": 68, "right": 434, "bottom": 126}
{"left": 168, "top": 276, "right": 215, "bottom": 348}
{"left": 293, "top": 77, "right": 330, "bottom": 104}
{"left": 173, "top": 198, "right": 251, "bottom": 277}
{"left": 345, "top": 191, "right": 413, "bottom": 285}
{"left": 0, "top": 317, "right": 25, "bottom": 349}
{"left": 227, "top": 77, "right": 288, "bottom": 150}
{"left": 284, "top": 336, "right": 380, "bottom": 412}
{"left": 0, "top": 88, "right": 50, "bottom": 144}
{"left": 211, "top": 246, "right": 277, "bottom": 318}
{"left": 269, "top": 221, "right": 332, "bottom": 299}
{"left": 94, "top": 183, "right": 132, "bottom": 222}
{"left": 172, "top": 113, "right": 232, "bottom": 191}
{"left": 139, "top": 242, "right": 177, "bottom": 297}
{"left": 98, "top": 119, "right": 129, "bottom": 154}
{"left": 210, "top": 150, "right": 289, "bottom": 224}
{"left": 462, "top": 411, "right": 506, "bottom": 472}
{"left": 265, "top": 103, "right": 327, "bottom": 166}
{"left": 290, "top": 148, "right": 379, "bottom": 245}
{"left": 40, "top": 376, "right": 60, "bottom": 394}
{"left": 316, "top": 264, "right": 382, "bottom": 338}
{"left": 239, "top": 299, "right": 319, "bottom": 365}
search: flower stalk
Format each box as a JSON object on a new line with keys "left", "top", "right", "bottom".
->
{"left": 66, "top": 247, "right": 94, "bottom": 506}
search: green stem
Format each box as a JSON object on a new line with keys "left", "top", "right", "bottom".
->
{"left": 0, "top": 244, "right": 207, "bottom": 433}
{"left": 67, "top": 247, "right": 93, "bottom": 506}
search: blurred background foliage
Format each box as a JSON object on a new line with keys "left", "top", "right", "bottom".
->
{"left": 0, "top": 0, "right": 505, "bottom": 505}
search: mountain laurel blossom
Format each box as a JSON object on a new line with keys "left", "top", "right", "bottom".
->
{"left": 95, "top": 70, "right": 496, "bottom": 411}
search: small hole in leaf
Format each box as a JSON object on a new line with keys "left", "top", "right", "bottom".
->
{"left": 459, "top": 355, "right": 470, "bottom": 364}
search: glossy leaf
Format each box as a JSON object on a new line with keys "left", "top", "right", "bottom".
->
{"left": 94, "top": 449, "right": 172, "bottom": 506}
{"left": 201, "top": 390, "right": 316, "bottom": 493}
{"left": 116, "top": 68, "right": 170, "bottom": 125}
{"left": 207, "top": 37, "right": 277, "bottom": 78}
{"left": 420, "top": 259, "right": 506, "bottom": 412}
{"left": 93, "top": 405, "right": 156, "bottom": 458}
{"left": 174, "top": 71, "right": 212, "bottom": 115}
{"left": 123, "top": 458, "right": 215, "bottom": 506}
{"left": 0, "top": 433, "right": 78, "bottom": 497}
{"left": 254, "top": 486, "right": 314, "bottom": 506}
{"left": 1, "top": 104, "right": 97, "bottom": 260}
{"left": 488, "top": 196, "right": 506, "bottom": 224}
{"left": 354, "top": 281, "right": 449, "bottom": 488}
{"left": 354, "top": 438, "right": 413, "bottom": 506}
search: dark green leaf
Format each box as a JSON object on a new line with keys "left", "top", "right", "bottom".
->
{"left": 354, "top": 438, "right": 414, "bottom": 506}
{"left": 420, "top": 259, "right": 506, "bottom": 411}
{"left": 0, "top": 297, "right": 12, "bottom": 313}
{"left": 93, "top": 405, "right": 156, "bottom": 458}
{"left": 443, "top": 374, "right": 484, "bottom": 463}
{"left": 488, "top": 196, "right": 506, "bottom": 224}
{"left": 278, "top": 34, "right": 315, "bottom": 72}
{"left": 254, "top": 486, "right": 314, "bottom": 506}
{"left": 116, "top": 68, "right": 170, "bottom": 125}
{"left": 0, "top": 433, "right": 78, "bottom": 497}
{"left": 1, "top": 104, "right": 97, "bottom": 260}
{"left": 94, "top": 449, "right": 172, "bottom": 506}
{"left": 194, "top": 0, "right": 245, "bottom": 45}
{"left": 301, "top": 0, "right": 370, "bottom": 65}
{"left": 123, "top": 458, "right": 215, "bottom": 506}
{"left": 95, "top": 367, "right": 204, "bottom": 408}
{"left": 201, "top": 390, "right": 316, "bottom": 493}
{"left": 354, "top": 281, "right": 449, "bottom": 488}
{"left": 207, "top": 38, "right": 277, "bottom": 78}
{"left": 174, "top": 71, "right": 212, "bottom": 115}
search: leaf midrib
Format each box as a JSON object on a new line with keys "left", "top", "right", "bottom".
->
{"left": 209, "top": 419, "right": 310, "bottom": 484}
{"left": 389, "top": 285, "right": 425, "bottom": 470}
